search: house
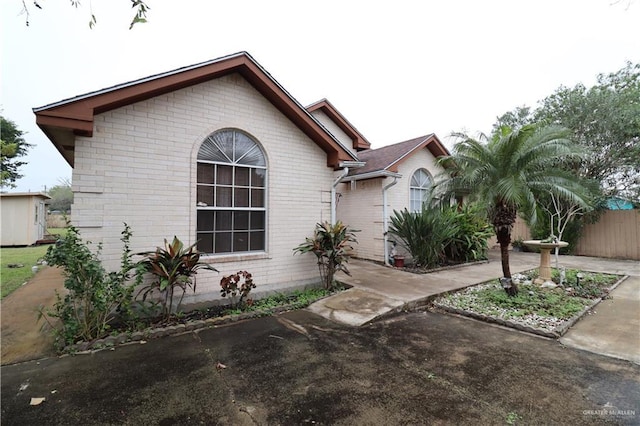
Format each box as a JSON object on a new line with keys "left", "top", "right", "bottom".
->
{"left": 0, "top": 192, "right": 50, "bottom": 246}
{"left": 33, "top": 51, "right": 449, "bottom": 305}
{"left": 337, "top": 134, "right": 449, "bottom": 263}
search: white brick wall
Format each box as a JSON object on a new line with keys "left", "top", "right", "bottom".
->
{"left": 309, "top": 110, "right": 357, "bottom": 156}
{"left": 337, "top": 147, "right": 444, "bottom": 263}
{"left": 387, "top": 148, "right": 440, "bottom": 214}
{"left": 336, "top": 179, "right": 384, "bottom": 262}
{"left": 72, "top": 73, "right": 336, "bottom": 305}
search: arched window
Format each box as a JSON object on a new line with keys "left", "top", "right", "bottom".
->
{"left": 409, "top": 168, "right": 432, "bottom": 212}
{"left": 196, "top": 129, "right": 266, "bottom": 254}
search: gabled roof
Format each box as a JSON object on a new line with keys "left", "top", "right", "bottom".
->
{"left": 306, "top": 99, "right": 371, "bottom": 151}
{"left": 346, "top": 134, "right": 450, "bottom": 179}
{"left": 33, "top": 51, "right": 358, "bottom": 168}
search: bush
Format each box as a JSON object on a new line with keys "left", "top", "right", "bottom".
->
{"left": 220, "top": 270, "right": 256, "bottom": 309}
{"left": 390, "top": 203, "right": 493, "bottom": 268}
{"left": 135, "top": 236, "right": 217, "bottom": 322}
{"left": 389, "top": 206, "right": 459, "bottom": 268}
{"left": 293, "top": 221, "right": 358, "bottom": 289}
{"left": 39, "top": 224, "right": 138, "bottom": 348}
{"left": 443, "top": 204, "right": 493, "bottom": 263}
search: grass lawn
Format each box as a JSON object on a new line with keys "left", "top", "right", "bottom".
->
{"left": 46, "top": 228, "right": 67, "bottom": 237}
{"left": 1, "top": 245, "right": 50, "bottom": 299}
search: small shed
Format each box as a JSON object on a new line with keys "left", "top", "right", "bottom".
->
{"left": 0, "top": 192, "right": 50, "bottom": 246}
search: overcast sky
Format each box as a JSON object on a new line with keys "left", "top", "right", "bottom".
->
{"left": 1, "top": 0, "right": 639, "bottom": 192}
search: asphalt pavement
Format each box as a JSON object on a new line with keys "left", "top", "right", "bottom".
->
{"left": 2, "top": 309, "right": 639, "bottom": 425}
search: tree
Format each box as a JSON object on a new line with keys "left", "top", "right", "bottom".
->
{"left": 492, "top": 105, "right": 533, "bottom": 134}
{"left": 48, "top": 178, "right": 73, "bottom": 213}
{"left": 496, "top": 62, "right": 640, "bottom": 201}
{"left": 437, "top": 124, "right": 590, "bottom": 296}
{"left": 21, "top": 0, "right": 150, "bottom": 29}
{"left": 1, "top": 116, "right": 32, "bottom": 189}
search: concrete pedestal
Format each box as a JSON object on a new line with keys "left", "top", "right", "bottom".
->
{"left": 523, "top": 240, "right": 569, "bottom": 284}
{"left": 539, "top": 248, "right": 553, "bottom": 281}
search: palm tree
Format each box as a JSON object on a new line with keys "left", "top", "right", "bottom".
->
{"left": 437, "top": 124, "right": 589, "bottom": 296}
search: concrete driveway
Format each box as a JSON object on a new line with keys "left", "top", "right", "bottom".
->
{"left": 2, "top": 309, "right": 639, "bottom": 425}
{"left": 311, "top": 251, "right": 640, "bottom": 364}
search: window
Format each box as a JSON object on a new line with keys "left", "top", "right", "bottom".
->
{"left": 196, "top": 129, "right": 266, "bottom": 254}
{"left": 409, "top": 168, "right": 432, "bottom": 212}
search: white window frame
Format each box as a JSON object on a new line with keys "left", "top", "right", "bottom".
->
{"left": 196, "top": 129, "right": 267, "bottom": 255}
{"left": 409, "top": 168, "right": 432, "bottom": 212}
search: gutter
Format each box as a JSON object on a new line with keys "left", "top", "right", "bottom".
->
{"left": 341, "top": 169, "right": 402, "bottom": 182}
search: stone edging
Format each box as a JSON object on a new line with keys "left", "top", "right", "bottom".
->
{"left": 64, "top": 302, "right": 306, "bottom": 355}
{"left": 430, "top": 275, "right": 629, "bottom": 339}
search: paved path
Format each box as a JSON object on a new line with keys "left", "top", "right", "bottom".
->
{"left": 308, "top": 251, "right": 540, "bottom": 326}
{"left": 2, "top": 310, "right": 639, "bottom": 425}
{"left": 560, "top": 275, "right": 640, "bottom": 364}
{"left": 308, "top": 250, "right": 640, "bottom": 364}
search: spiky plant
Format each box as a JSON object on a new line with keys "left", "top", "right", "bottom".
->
{"left": 136, "top": 236, "right": 217, "bottom": 321}
{"left": 294, "top": 221, "right": 358, "bottom": 290}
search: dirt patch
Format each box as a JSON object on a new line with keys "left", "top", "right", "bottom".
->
{"left": 1, "top": 267, "right": 63, "bottom": 365}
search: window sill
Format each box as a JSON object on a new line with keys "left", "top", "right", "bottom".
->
{"left": 201, "top": 252, "right": 271, "bottom": 264}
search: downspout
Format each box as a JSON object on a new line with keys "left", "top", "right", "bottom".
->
{"left": 382, "top": 177, "right": 398, "bottom": 265}
{"left": 331, "top": 167, "right": 350, "bottom": 225}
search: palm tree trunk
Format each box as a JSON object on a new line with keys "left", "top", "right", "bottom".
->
{"left": 499, "top": 239, "right": 512, "bottom": 278}
{"left": 493, "top": 203, "right": 518, "bottom": 297}
{"left": 497, "top": 228, "right": 518, "bottom": 296}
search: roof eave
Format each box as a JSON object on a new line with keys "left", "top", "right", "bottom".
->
{"left": 33, "top": 52, "right": 357, "bottom": 169}
{"left": 387, "top": 134, "right": 450, "bottom": 172}
{"left": 307, "top": 99, "right": 371, "bottom": 151}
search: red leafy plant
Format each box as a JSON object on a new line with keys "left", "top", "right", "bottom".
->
{"left": 220, "top": 271, "right": 256, "bottom": 309}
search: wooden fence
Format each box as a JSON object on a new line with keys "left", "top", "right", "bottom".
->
{"left": 487, "top": 219, "right": 531, "bottom": 249}
{"left": 574, "top": 210, "right": 639, "bottom": 260}
{"left": 488, "top": 210, "right": 639, "bottom": 260}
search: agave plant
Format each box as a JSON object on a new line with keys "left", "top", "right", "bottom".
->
{"left": 136, "top": 236, "right": 217, "bottom": 321}
{"left": 294, "top": 221, "right": 358, "bottom": 290}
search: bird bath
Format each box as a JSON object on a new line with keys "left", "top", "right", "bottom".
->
{"left": 523, "top": 240, "right": 569, "bottom": 283}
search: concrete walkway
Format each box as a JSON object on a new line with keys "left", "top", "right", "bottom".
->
{"left": 308, "top": 250, "right": 640, "bottom": 363}
{"left": 308, "top": 251, "right": 540, "bottom": 326}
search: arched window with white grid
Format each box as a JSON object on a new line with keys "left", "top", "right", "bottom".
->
{"left": 196, "top": 129, "right": 266, "bottom": 254}
{"left": 409, "top": 168, "right": 432, "bottom": 212}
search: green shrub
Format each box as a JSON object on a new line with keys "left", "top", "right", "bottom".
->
{"left": 390, "top": 203, "right": 494, "bottom": 268}
{"left": 39, "top": 224, "right": 138, "bottom": 348}
{"left": 293, "top": 221, "right": 358, "bottom": 289}
{"left": 443, "top": 203, "right": 493, "bottom": 263}
{"left": 389, "top": 206, "right": 459, "bottom": 268}
{"left": 135, "top": 236, "right": 217, "bottom": 322}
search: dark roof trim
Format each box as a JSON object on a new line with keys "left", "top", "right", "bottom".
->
{"left": 306, "top": 99, "right": 371, "bottom": 151}
{"left": 348, "top": 134, "right": 450, "bottom": 177}
{"left": 387, "top": 134, "right": 449, "bottom": 172}
{"left": 34, "top": 52, "right": 357, "bottom": 168}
